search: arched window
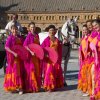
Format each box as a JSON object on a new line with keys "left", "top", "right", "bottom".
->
{"left": 23, "top": 15, "right": 29, "bottom": 20}
{"left": 59, "top": 16, "right": 61, "bottom": 20}
{"left": 52, "top": 16, "right": 54, "bottom": 20}
{"left": 27, "top": 16, "right": 29, "bottom": 20}
{"left": 87, "top": 15, "right": 90, "bottom": 19}
{"left": 34, "top": 16, "right": 36, "bottom": 20}
{"left": 37, "top": 16, "right": 39, "bottom": 20}
{"left": 49, "top": 16, "right": 51, "bottom": 20}
{"left": 46, "top": 16, "right": 48, "bottom": 20}
{"left": 40, "top": 16, "right": 42, "bottom": 20}
{"left": 62, "top": 16, "right": 64, "bottom": 20}
{"left": 90, "top": 15, "right": 93, "bottom": 19}
{"left": 84, "top": 15, "right": 87, "bottom": 20}
{"left": 24, "top": 16, "right": 26, "bottom": 20}
{"left": 65, "top": 16, "right": 67, "bottom": 20}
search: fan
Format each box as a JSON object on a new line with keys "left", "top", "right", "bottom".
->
{"left": 11, "top": 45, "right": 28, "bottom": 60}
{"left": 44, "top": 47, "right": 58, "bottom": 64}
{"left": 28, "top": 43, "right": 44, "bottom": 60}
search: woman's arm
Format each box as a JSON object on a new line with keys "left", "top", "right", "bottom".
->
{"left": 24, "top": 46, "right": 34, "bottom": 56}
{"left": 5, "top": 47, "right": 17, "bottom": 57}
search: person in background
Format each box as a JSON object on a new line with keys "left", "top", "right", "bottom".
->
{"left": 5, "top": 13, "right": 23, "bottom": 35}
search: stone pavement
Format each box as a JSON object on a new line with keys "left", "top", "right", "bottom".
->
{"left": 0, "top": 50, "right": 89, "bottom": 100}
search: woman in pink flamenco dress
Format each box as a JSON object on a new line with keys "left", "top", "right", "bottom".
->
{"left": 4, "top": 25, "right": 24, "bottom": 95}
{"left": 23, "top": 22, "right": 41, "bottom": 92}
{"left": 41, "top": 25, "right": 64, "bottom": 91}
{"left": 78, "top": 25, "right": 91, "bottom": 95}
{"left": 89, "top": 19, "right": 100, "bottom": 100}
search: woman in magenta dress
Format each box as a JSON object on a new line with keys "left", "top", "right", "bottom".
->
{"left": 89, "top": 19, "right": 100, "bottom": 100}
{"left": 4, "top": 25, "right": 24, "bottom": 94}
{"left": 78, "top": 21, "right": 99, "bottom": 97}
{"left": 23, "top": 22, "right": 41, "bottom": 92}
{"left": 41, "top": 25, "right": 64, "bottom": 91}
{"left": 78, "top": 24, "right": 95, "bottom": 96}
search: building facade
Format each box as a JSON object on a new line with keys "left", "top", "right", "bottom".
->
{"left": 0, "top": 0, "right": 100, "bottom": 30}
{"left": 7, "top": 12, "right": 100, "bottom": 30}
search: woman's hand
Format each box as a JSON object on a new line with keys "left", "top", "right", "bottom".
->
{"left": 30, "top": 51, "right": 35, "bottom": 56}
{"left": 29, "top": 49, "right": 35, "bottom": 56}
{"left": 25, "top": 46, "right": 35, "bottom": 56}
{"left": 13, "top": 52, "right": 18, "bottom": 57}
{"left": 5, "top": 47, "right": 18, "bottom": 57}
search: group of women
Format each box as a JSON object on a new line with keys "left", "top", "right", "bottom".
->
{"left": 3, "top": 22, "right": 64, "bottom": 94}
{"left": 78, "top": 19, "right": 100, "bottom": 100}
{"left": 4, "top": 16, "right": 100, "bottom": 100}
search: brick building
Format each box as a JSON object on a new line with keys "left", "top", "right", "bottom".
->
{"left": 0, "top": 0, "right": 100, "bottom": 30}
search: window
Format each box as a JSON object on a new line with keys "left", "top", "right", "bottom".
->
{"left": 49, "top": 16, "right": 51, "bottom": 20}
{"left": 33, "top": 16, "right": 36, "bottom": 20}
{"left": 84, "top": 15, "right": 87, "bottom": 20}
{"left": 33, "top": 16, "right": 35, "bottom": 20}
{"left": 52, "top": 16, "right": 54, "bottom": 20}
{"left": 37, "top": 16, "right": 39, "bottom": 20}
{"left": 26, "top": 16, "right": 29, "bottom": 20}
{"left": 59, "top": 16, "right": 61, "bottom": 20}
{"left": 24, "top": 16, "right": 26, "bottom": 20}
{"left": 46, "top": 16, "right": 48, "bottom": 20}
{"left": 40, "top": 16, "right": 42, "bottom": 20}
{"left": 90, "top": 15, "right": 93, "bottom": 19}
{"left": 62, "top": 16, "right": 64, "bottom": 20}
{"left": 87, "top": 15, "right": 90, "bottom": 19}
{"left": 65, "top": 16, "right": 67, "bottom": 20}
{"left": 23, "top": 15, "right": 29, "bottom": 20}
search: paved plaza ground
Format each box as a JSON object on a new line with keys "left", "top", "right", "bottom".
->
{"left": 0, "top": 50, "right": 89, "bottom": 100}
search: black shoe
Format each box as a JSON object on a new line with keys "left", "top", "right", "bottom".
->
{"left": 64, "top": 82, "right": 67, "bottom": 87}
